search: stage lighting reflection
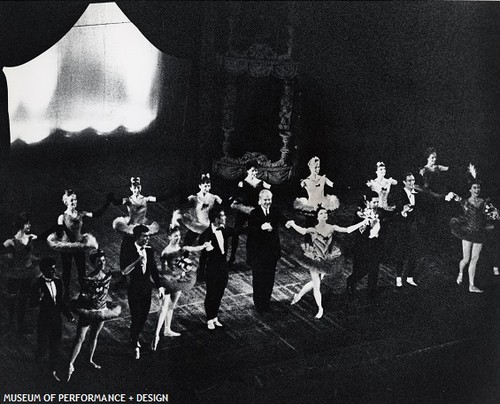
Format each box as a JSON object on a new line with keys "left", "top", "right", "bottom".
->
{"left": 5, "top": 2, "right": 160, "bottom": 144}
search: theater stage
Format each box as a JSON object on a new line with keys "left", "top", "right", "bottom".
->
{"left": 1, "top": 133, "right": 499, "bottom": 404}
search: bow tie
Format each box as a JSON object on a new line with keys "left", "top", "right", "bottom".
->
{"left": 216, "top": 226, "right": 224, "bottom": 231}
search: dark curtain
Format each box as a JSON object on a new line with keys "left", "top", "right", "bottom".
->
{"left": 116, "top": 1, "right": 206, "bottom": 61}
{"left": 0, "top": 1, "right": 89, "bottom": 165}
{"left": 0, "top": 1, "right": 209, "bottom": 166}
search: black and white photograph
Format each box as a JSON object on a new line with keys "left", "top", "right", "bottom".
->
{"left": 1, "top": 1, "right": 500, "bottom": 403}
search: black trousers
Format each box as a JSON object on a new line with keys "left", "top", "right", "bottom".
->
{"left": 205, "top": 267, "right": 228, "bottom": 320}
{"left": 347, "top": 255, "right": 380, "bottom": 299}
{"left": 229, "top": 212, "right": 248, "bottom": 261}
{"left": 251, "top": 257, "right": 278, "bottom": 311}
{"left": 127, "top": 284, "right": 152, "bottom": 347}
{"left": 61, "top": 251, "right": 86, "bottom": 298}
{"left": 395, "top": 224, "right": 419, "bottom": 278}
{"left": 36, "top": 314, "right": 62, "bottom": 371}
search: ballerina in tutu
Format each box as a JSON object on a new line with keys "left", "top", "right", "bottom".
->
{"left": 293, "top": 157, "right": 340, "bottom": 215}
{"left": 366, "top": 162, "right": 397, "bottom": 211}
{"left": 112, "top": 177, "right": 160, "bottom": 236}
{"left": 47, "top": 189, "right": 109, "bottom": 299}
{"left": 285, "top": 208, "right": 368, "bottom": 319}
{"left": 178, "top": 173, "right": 222, "bottom": 247}
{"left": 450, "top": 164, "right": 499, "bottom": 293}
{"left": 67, "top": 249, "right": 121, "bottom": 381}
{"left": 228, "top": 161, "right": 271, "bottom": 264}
{"left": 151, "top": 222, "right": 212, "bottom": 351}
{"left": 0, "top": 213, "right": 42, "bottom": 333}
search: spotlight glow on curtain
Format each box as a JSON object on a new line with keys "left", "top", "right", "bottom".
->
{"left": 5, "top": 2, "right": 160, "bottom": 144}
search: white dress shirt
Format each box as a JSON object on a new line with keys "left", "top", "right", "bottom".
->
{"left": 404, "top": 188, "right": 416, "bottom": 206}
{"left": 211, "top": 224, "right": 225, "bottom": 254}
{"left": 135, "top": 242, "right": 147, "bottom": 273}
{"left": 43, "top": 277, "right": 57, "bottom": 303}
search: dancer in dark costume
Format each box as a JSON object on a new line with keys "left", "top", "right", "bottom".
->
{"left": 450, "top": 165, "right": 499, "bottom": 293}
{"left": 286, "top": 208, "right": 367, "bottom": 318}
{"left": 67, "top": 249, "right": 121, "bottom": 381}
{"left": 151, "top": 224, "right": 211, "bottom": 350}
{"left": 0, "top": 213, "right": 45, "bottom": 333}
{"left": 228, "top": 161, "right": 270, "bottom": 265}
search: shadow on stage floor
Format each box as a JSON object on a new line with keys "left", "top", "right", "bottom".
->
{"left": 1, "top": 133, "right": 500, "bottom": 403}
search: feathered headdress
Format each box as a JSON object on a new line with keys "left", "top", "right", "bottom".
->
{"left": 466, "top": 163, "right": 483, "bottom": 187}
{"left": 130, "top": 177, "right": 141, "bottom": 186}
{"left": 376, "top": 161, "right": 385, "bottom": 168}
{"left": 468, "top": 163, "right": 477, "bottom": 180}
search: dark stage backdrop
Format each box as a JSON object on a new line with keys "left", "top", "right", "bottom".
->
{"left": 288, "top": 1, "right": 500, "bottom": 194}
{"left": 1, "top": 2, "right": 499, "bottom": 197}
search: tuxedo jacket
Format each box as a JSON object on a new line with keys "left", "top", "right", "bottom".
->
{"left": 393, "top": 187, "right": 426, "bottom": 226}
{"left": 121, "top": 244, "right": 161, "bottom": 292}
{"left": 199, "top": 225, "right": 243, "bottom": 271}
{"left": 247, "top": 206, "right": 285, "bottom": 265}
{"left": 30, "top": 276, "right": 72, "bottom": 324}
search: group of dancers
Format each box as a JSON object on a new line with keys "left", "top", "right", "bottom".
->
{"left": 1, "top": 147, "right": 499, "bottom": 382}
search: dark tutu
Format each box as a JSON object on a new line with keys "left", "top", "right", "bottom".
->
{"left": 300, "top": 242, "right": 343, "bottom": 275}
{"left": 47, "top": 233, "right": 98, "bottom": 252}
{"left": 159, "top": 257, "right": 197, "bottom": 293}
{"left": 70, "top": 300, "right": 122, "bottom": 320}
{"left": 159, "top": 271, "right": 196, "bottom": 293}
{"left": 450, "top": 217, "right": 485, "bottom": 244}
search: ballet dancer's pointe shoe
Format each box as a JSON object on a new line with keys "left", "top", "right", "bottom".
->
{"left": 67, "top": 364, "right": 74, "bottom": 382}
{"left": 134, "top": 347, "right": 140, "bottom": 360}
{"left": 291, "top": 293, "right": 300, "bottom": 305}
{"left": 90, "top": 360, "right": 101, "bottom": 369}
{"left": 494, "top": 267, "right": 500, "bottom": 276}
{"left": 164, "top": 330, "right": 181, "bottom": 337}
{"left": 213, "top": 318, "right": 223, "bottom": 327}
{"left": 456, "top": 273, "right": 463, "bottom": 285}
{"left": 151, "top": 335, "right": 160, "bottom": 351}
{"left": 315, "top": 307, "right": 324, "bottom": 319}
{"left": 469, "top": 285, "right": 483, "bottom": 293}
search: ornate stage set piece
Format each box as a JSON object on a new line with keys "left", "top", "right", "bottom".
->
{"left": 212, "top": 4, "right": 299, "bottom": 185}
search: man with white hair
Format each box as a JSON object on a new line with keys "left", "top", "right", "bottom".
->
{"left": 246, "top": 189, "right": 285, "bottom": 313}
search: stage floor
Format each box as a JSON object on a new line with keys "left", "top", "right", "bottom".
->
{"left": 1, "top": 134, "right": 499, "bottom": 403}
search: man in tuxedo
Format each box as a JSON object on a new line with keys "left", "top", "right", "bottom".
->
{"left": 30, "top": 257, "right": 74, "bottom": 381}
{"left": 199, "top": 206, "right": 235, "bottom": 330}
{"left": 347, "top": 190, "right": 386, "bottom": 304}
{"left": 247, "top": 189, "right": 285, "bottom": 313}
{"left": 394, "top": 172, "right": 422, "bottom": 288}
{"left": 121, "top": 224, "right": 164, "bottom": 359}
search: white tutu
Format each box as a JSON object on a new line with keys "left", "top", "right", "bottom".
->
{"left": 47, "top": 233, "right": 98, "bottom": 252}
{"left": 293, "top": 195, "right": 340, "bottom": 213}
{"left": 112, "top": 217, "right": 159, "bottom": 235}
